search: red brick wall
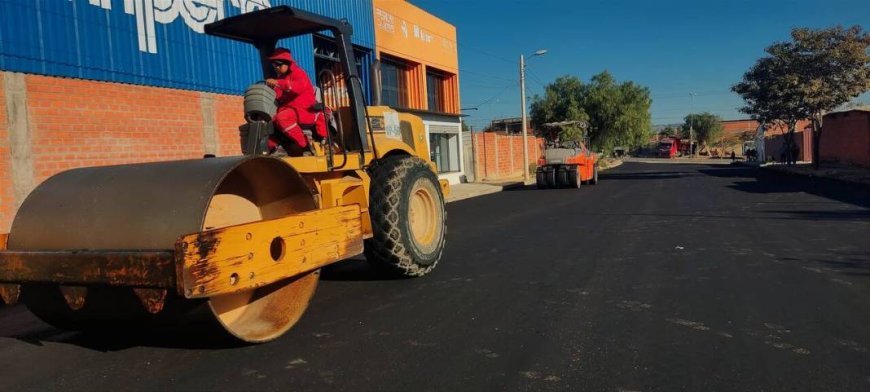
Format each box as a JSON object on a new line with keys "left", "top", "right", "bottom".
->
{"left": 821, "top": 110, "right": 870, "bottom": 167}
{"left": 472, "top": 132, "right": 543, "bottom": 180}
{"left": 25, "top": 75, "right": 206, "bottom": 183}
{"left": 718, "top": 119, "right": 812, "bottom": 160}
{"left": 762, "top": 123, "right": 813, "bottom": 162}
{"left": 0, "top": 76, "right": 12, "bottom": 234}
{"left": 0, "top": 74, "right": 247, "bottom": 232}
{"left": 721, "top": 119, "right": 760, "bottom": 137}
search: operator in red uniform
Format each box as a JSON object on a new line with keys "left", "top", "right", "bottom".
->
{"left": 264, "top": 48, "right": 327, "bottom": 155}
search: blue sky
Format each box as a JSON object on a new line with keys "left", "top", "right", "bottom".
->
{"left": 410, "top": 0, "right": 870, "bottom": 130}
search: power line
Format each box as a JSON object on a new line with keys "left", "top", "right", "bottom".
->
{"left": 650, "top": 91, "right": 736, "bottom": 101}
{"left": 459, "top": 69, "right": 516, "bottom": 82}
{"left": 650, "top": 90, "right": 733, "bottom": 99}
{"left": 525, "top": 70, "right": 548, "bottom": 89}
{"left": 466, "top": 81, "right": 518, "bottom": 109}
{"left": 651, "top": 105, "right": 742, "bottom": 113}
{"left": 456, "top": 43, "right": 516, "bottom": 65}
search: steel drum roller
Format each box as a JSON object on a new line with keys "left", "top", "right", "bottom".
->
{"left": 9, "top": 156, "right": 320, "bottom": 342}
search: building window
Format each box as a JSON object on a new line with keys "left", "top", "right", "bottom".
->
{"left": 428, "top": 124, "right": 461, "bottom": 173}
{"left": 380, "top": 56, "right": 408, "bottom": 108}
{"left": 426, "top": 70, "right": 445, "bottom": 112}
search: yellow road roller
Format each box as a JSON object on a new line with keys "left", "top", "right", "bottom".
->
{"left": 0, "top": 6, "right": 448, "bottom": 343}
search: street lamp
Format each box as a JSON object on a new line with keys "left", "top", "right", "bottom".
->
{"left": 689, "top": 92, "right": 696, "bottom": 158}
{"left": 520, "top": 49, "right": 547, "bottom": 182}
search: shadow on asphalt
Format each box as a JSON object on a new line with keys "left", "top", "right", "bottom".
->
{"left": 320, "top": 257, "right": 407, "bottom": 282}
{"left": 502, "top": 185, "right": 536, "bottom": 191}
{"left": 761, "top": 210, "right": 870, "bottom": 222}
{"left": 0, "top": 261, "right": 411, "bottom": 352}
{"left": 52, "top": 324, "right": 247, "bottom": 351}
{"left": 598, "top": 171, "right": 693, "bottom": 180}
{"left": 2, "top": 312, "right": 249, "bottom": 352}
{"left": 813, "top": 258, "right": 870, "bottom": 277}
{"left": 504, "top": 185, "right": 585, "bottom": 192}
{"left": 698, "top": 166, "right": 870, "bottom": 209}
{"left": 504, "top": 184, "right": 608, "bottom": 192}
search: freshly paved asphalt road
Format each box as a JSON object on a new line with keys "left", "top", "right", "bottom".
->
{"left": 1, "top": 161, "right": 869, "bottom": 391}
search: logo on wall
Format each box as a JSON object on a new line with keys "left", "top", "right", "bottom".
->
{"left": 374, "top": 7, "right": 441, "bottom": 47}
{"left": 76, "top": 0, "right": 271, "bottom": 54}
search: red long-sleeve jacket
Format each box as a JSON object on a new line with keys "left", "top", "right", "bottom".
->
{"left": 273, "top": 63, "right": 317, "bottom": 120}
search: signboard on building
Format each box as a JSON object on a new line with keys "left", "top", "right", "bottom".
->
{"left": 372, "top": 0, "right": 457, "bottom": 73}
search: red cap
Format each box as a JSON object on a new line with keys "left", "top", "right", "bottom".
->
{"left": 267, "top": 48, "right": 294, "bottom": 64}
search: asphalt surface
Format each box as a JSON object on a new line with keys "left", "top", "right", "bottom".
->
{"left": 1, "top": 161, "right": 869, "bottom": 391}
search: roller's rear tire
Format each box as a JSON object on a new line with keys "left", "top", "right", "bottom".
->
{"left": 556, "top": 166, "right": 571, "bottom": 188}
{"left": 535, "top": 170, "right": 547, "bottom": 189}
{"left": 567, "top": 166, "right": 581, "bottom": 188}
{"left": 365, "top": 155, "right": 446, "bottom": 277}
{"left": 544, "top": 167, "right": 558, "bottom": 188}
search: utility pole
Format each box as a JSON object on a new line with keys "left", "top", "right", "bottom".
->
{"left": 520, "top": 49, "right": 547, "bottom": 182}
{"left": 520, "top": 54, "right": 528, "bottom": 181}
{"left": 689, "top": 92, "right": 697, "bottom": 158}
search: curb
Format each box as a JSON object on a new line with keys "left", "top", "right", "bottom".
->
{"left": 761, "top": 165, "right": 870, "bottom": 186}
{"left": 600, "top": 159, "right": 624, "bottom": 171}
{"left": 446, "top": 187, "right": 504, "bottom": 203}
{"left": 500, "top": 181, "right": 527, "bottom": 190}
{"left": 446, "top": 181, "right": 524, "bottom": 203}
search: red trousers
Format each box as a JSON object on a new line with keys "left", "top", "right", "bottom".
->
{"left": 268, "top": 107, "right": 328, "bottom": 151}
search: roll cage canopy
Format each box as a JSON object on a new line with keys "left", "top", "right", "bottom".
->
{"left": 204, "top": 6, "right": 352, "bottom": 45}
{"left": 204, "top": 6, "right": 370, "bottom": 155}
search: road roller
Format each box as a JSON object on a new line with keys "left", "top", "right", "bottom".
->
{"left": 535, "top": 122, "right": 599, "bottom": 189}
{"left": 0, "top": 6, "right": 448, "bottom": 343}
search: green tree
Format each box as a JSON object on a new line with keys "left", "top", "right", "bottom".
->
{"left": 530, "top": 71, "right": 652, "bottom": 153}
{"left": 529, "top": 76, "right": 588, "bottom": 143}
{"left": 733, "top": 25, "right": 870, "bottom": 168}
{"left": 611, "top": 80, "right": 653, "bottom": 149}
{"left": 659, "top": 126, "right": 678, "bottom": 137}
{"left": 681, "top": 112, "right": 724, "bottom": 148}
{"left": 790, "top": 26, "right": 870, "bottom": 168}
{"left": 732, "top": 53, "right": 806, "bottom": 164}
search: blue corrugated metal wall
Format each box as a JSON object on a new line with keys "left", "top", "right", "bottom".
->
{"left": 0, "top": 0, "right": 375, "bottom": 96}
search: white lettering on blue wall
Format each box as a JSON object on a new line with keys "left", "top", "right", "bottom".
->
{"left": 71, "top": 0, "right": 271, "bottom": 54}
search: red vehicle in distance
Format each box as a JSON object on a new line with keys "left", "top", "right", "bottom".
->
{"left": 658, "top": 137, "right": 681, "bottom": 158}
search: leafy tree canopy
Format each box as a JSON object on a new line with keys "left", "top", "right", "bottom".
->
{"left": 530, "top": 71, "right": 651, "bottom": 152}
{"left": 733, "top": 25, "right": 870, "bottom": 167}
{"left": 659, "top": 126, "right": 679, "bottom": 137}
{"left": 528, "top": 76, "right": 588, "bottom": 143}
{"left": 681, "top": 112, "right": 724, "bottom": 146}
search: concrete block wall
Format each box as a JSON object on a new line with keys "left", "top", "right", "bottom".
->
{"left": 0, "top": 72, "right": 247, "bottom": 232}
{"left": 0, "top": 75, "right": 12, "bottom": 232}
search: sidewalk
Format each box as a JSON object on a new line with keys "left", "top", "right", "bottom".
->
{"left": 447, "top": 179, "right": 525, "bottom": 203}
{"left": 762, "top": 162, "right": 870, "bottom": 186}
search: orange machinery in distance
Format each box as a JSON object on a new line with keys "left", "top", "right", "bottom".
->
{"left": 535, "top": 138, "right": 599, "bottom": 189}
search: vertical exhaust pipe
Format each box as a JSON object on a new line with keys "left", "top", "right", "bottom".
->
{"left": 370, "top": 58, "right": 382, "bottom": 106}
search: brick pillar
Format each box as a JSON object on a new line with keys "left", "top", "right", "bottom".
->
{"left": 200, "top": 93, "right": 218, "bottom": 156}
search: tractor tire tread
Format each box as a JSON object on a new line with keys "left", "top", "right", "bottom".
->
{"left": 364, "top": 155, "right": 446, "bottom": 277}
